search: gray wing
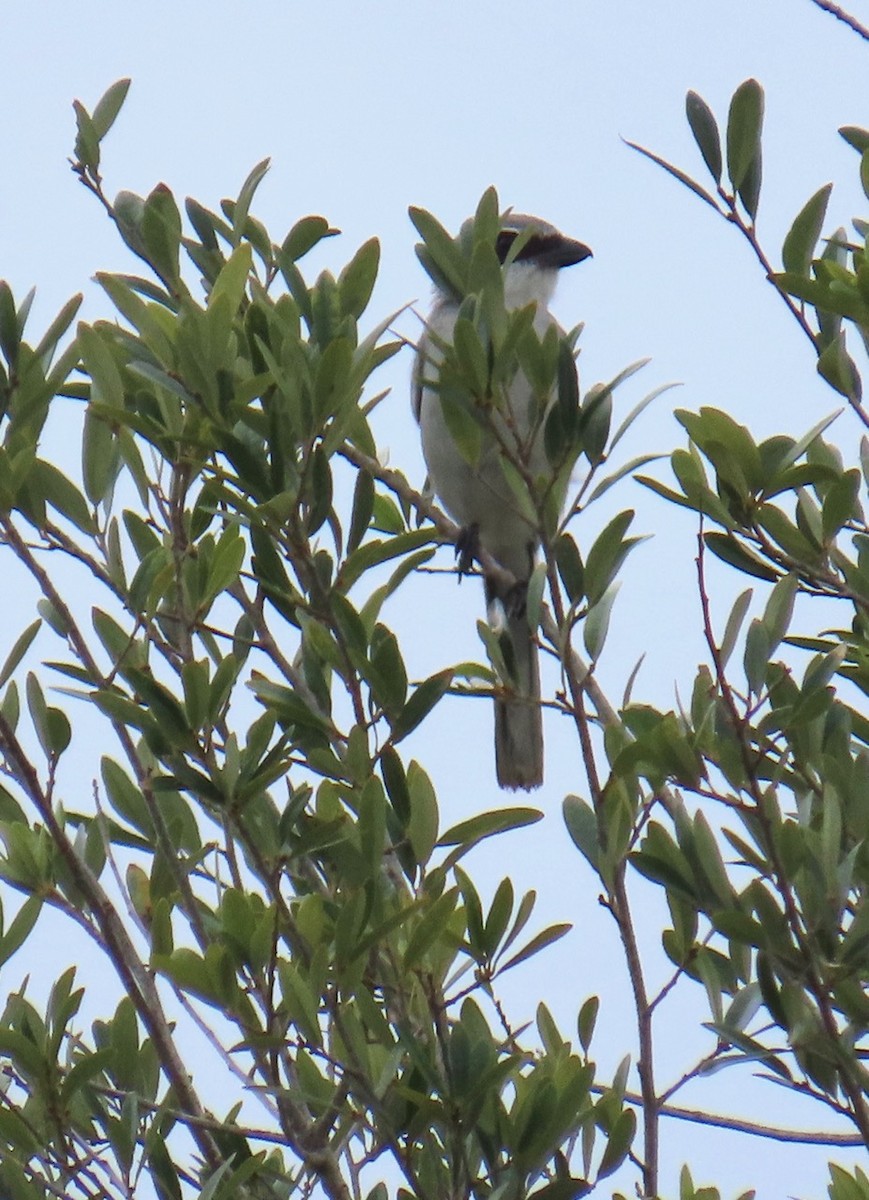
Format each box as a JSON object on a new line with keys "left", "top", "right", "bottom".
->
{"left": 410, "top": 327, "right": 429, "bottom": 424}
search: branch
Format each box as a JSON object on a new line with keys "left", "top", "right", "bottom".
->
{"left": 338, "top": 443, "right": 625, "bottom": 735}
{"left": 228, "top": 577, "right": 345, "bottom": 747}
{"left": 722, "top": 204, "right": 869, "bottom": 430}
{"left": 808, "top": 0, "right": 869, "bottom": 39}
{"left": 607, "top": 867, "right": 657, "bottom": 1195}
{"left": 617, "top": 1087, "right": 865, "bottom": 1145}
{"left": 695, "top": 527, "right": 869, "bottom": 1144}
{"left": 0, "top": 515, "right": 210, "bottom": 948}
{"left": 0, "top": 713, "right": 224, "bottom": 1174}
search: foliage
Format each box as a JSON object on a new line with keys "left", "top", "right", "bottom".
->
{"left": 0, "top": 58, "right": 868, "bottom": 1200}
{"left": 0, "top": 81, "right": 633, "bottom": 1200}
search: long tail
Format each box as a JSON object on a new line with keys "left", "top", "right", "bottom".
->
{"left": 487, "top": 581, "right": 543, "bottom": 790}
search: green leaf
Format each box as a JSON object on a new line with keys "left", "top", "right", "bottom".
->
{"left": 739, "top": 153, "right": 762, "bottom": 222}
{"left": 597, "top": 1107, "right": 636, "bottom": 1179}
{"left": 691, "top": 810, "right": 734, "bottom": 905}
{"left": 185, "top": 198, "right": 225, "bottom": 252}
{"left": 456, "top": 866, "right": 485, "bottom": 954}
{"left": 154, "top": 948, "right": 225, "bottom": 1008}
{"left": 147, "top": 1130, "right": 183, "bottom": 1200}
{"left": 474, "top": 186, "right": 501, "bottom": 244}
{"left": 409, "top": 206, "right": 467, "bottom": 299}
{"left": 623, "top": 139, "right": 720, "bottom": 212}
{"left": 719, "top": 588, "right": 752, "bottom": 668}
{"left": 821, "top": 469, "right": 860, "bottom": 541}
{"left": 128, "top": 360, "right": 194, "bottom": 405}
{"left": 141, "top": 184, "right": 182, "bottom": 285}
{"left": 339, "top": 237, "right": 380, "bottom": 319}
{"left": 0, "top": 896, "right": 41, "bottom": 968}
{"left": 482, "top": 877, "right": 514, "bottom": 958}
{"left": 381, "top": 744, "right": 410, "bottom": 823}
{"left": 403, "top": 888, "right": 459, "bottom": 970}
{"left": 556, "top": 337, "right": 580, "bottom": 441}
{"left": 584, "top": 509, "right": 636, "bottom": 605}
{"left": 102, "top": 757, "right": 153, "bottom": 839}
{"left": 0, "top": 281, "right": 20, "bottom": 366}
{"left": 840, "top": 126, "right": 869, "bottom": 153}
{"left": 347, "top": 469, "right": 375, "bottom": 555}
{"left": 45, "top": 707, "right": 71, "bottom": 757}
{"left": 762, "top": 572, "right": 797, "bottom": 652}
{"left": 390, "top": 669, "right": 453, "bottom": 740}
{"left": 369, "top": 624, "right": 408, "bottom": 714}
{"left": 34, "top": 293, "right": 82, "bottom": 367}
{"left": 230, "top": 157, "right": 270, "bottom": 245}
{"left": 677, "top": 405, "right": 763, "bottom": 493}
{"left": 73, "top": 100, "right": 100, "bottom": 171}
{"left": 358, "top": 775, "right": 387, "bottom": 876}
{"left": 636, "top": 473, "right": 709, "bottom": 515}
{"left": 802, "top": 643, "right": 846, "bottom": 694}
{"left": 704, "top": 533, "right": 777, "bottom": 581}
{"left": 342, "top": 529, "right": 435, "bottom": 591}
{"left": 584, "top": 584, "right": 619, "bottom": 661}
{"left": 586, "top": 451, "right": 665, "bottom": 505}
{"left": 26, "top": 672, "right": 52, "bottom": 758}
{"left": 580, "top": 382, "right": 613, "bottom": 465}
{"left": 82, "top": 409, "right": 119, "bottom": 505}
{"left": 817, "top": 333, "right": 862, "bottom": 403}
{"left": 726, "top": 79, "right": 764, "bottom": 206}
{"left": 686, "top": 90, "right": 722, "bottom": 183}
{"left": 563, "top": 794, "right": 599, "bottom": 871}
{"left": 0, "top": 620, "right": 40, "bottom": 690}
{"left": 282, "top": 215, "right": 338, "bottom": 261}
{"left": 304, "top": 445, "right": 333, "bottom": 536}
{"left": 209, "top": 243, "right": 252, "bottom": 315}
{"left": 743, "top": 619, "right": 769, "bottom": 696}
{"left": 453, "top": 318, "right": 490, "bottom": 396}
{"left": 782, "top": 184, "right": 832, "bottom": 276}
{"left": 407, "top": 760, "right": 439, "bottom": 866}
{"left": 775, "top": 269, "right": 864, "bottom": 325}
{"left": 112, "top": 191, "right": 148, "bottom": 261}
{"left": 498, "top": 922, "right": 570, "bottom": 974}
{"left": 278, "top": 962, "right": 322, "bottom": 1046}
{"left": 578, "top": 995, "right": 599, "bottom": 1053}
{"left": 439, "top": 806, "right": 541, "bottom": 848}
{"left": 36, "top": 460, "right": 96, "bottom": 534}
{"left": 528, "top": 1180, "right": 590, "bottom": 1200}
{"left": 555, "top": 532, "right": 585, "bottom": 603}
{"left": 91, "top": 78, "right": 131, "bottom": 140}
{"left": 439, "top": 392, "right": 483, "bottom": 467}
{"left": 768, "top": 408, "right": 842, "bottom": 475}
{"left": 314, "top": 336, "right": 353, "bottom": 421}
{"left": 526, "top": 560, "right": 547, "bottom": 635}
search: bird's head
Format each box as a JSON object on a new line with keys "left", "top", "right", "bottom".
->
{"left": 490, "top": 212, "right": 592, "bottom": 309}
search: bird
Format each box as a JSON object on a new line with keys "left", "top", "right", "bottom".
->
{"left": 412, "top": 211, "right": 592, "bottom": 790}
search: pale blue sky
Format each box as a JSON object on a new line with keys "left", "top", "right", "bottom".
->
{"left": 1, "top": 1, "right": 868, "bottom": 1195}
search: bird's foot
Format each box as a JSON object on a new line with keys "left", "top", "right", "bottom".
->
{"left": 455, "top": 523, "right": 481, "bottom": 580}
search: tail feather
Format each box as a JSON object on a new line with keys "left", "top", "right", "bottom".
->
{"left": 493, "top": 605, "right": 543, "bottom": 790}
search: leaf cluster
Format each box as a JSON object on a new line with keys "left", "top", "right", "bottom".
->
{"left": 0, "top": 81, "right": 641, "bottom": 1200}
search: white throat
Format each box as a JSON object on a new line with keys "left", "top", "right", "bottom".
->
{"left": 503, "top": 260, "right": 559, "bottom": 311}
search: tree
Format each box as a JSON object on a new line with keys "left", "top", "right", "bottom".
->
{"left": 0, "top": 59, "right": 867, "bottom": 1199}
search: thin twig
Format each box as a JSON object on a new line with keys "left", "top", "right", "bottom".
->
{"left": 613, "top": 1086, "right": 865, "bottom": 1145}
{"left": 695, "top": 526, "right": 869, "bottom": 1144}
{"left": 722, "top": 202, "right": 869, "bottom": 430}
{"left": 808, "top": 0, "right": 869, "bottom": 40}
{"left": 0, "top": 515, "right": 210, "bottom": 949}
{"left": 0, "top": 712, "right": 224, "bottom": 1174}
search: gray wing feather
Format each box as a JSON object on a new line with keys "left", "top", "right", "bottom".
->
{"left": 410, "top": 329, "right": 429, "bottom": 424}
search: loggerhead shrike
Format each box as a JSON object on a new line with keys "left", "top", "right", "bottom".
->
{"left": 413, "top": 212, "right": 591, "bottom": 790}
